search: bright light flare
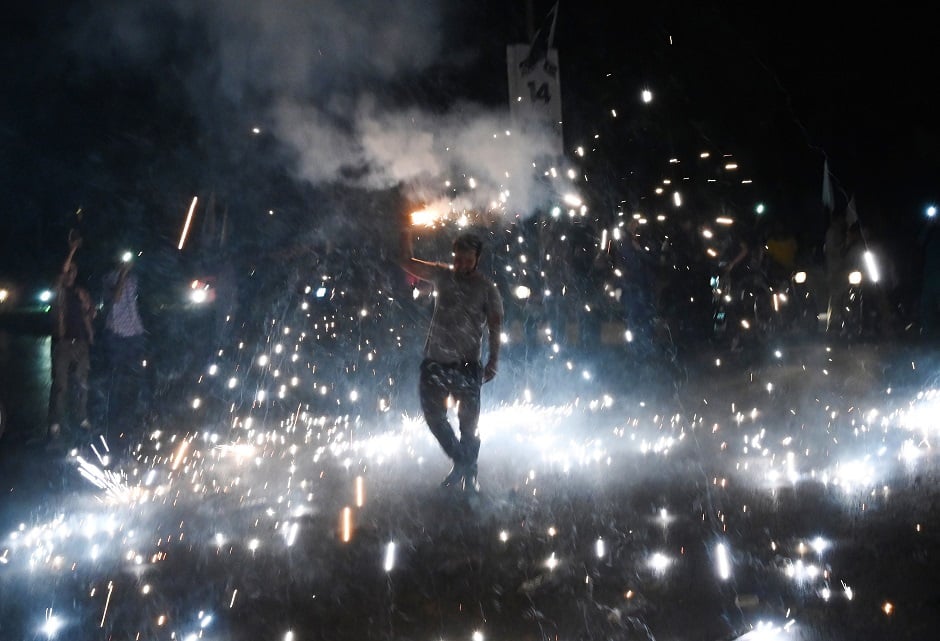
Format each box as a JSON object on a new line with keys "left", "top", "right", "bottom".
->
{"left": 41, "top": 612, "right": 65, "bottom": 638}
{"left": 282, "top": 522, "right": 299, "bottom": 547}
{"left": 810, "top": 536, "right": 829, "bottom": 555}
{"left": 715, "top": 542, "right": 731, "bottom": 580}
{"left": 355, "top": 475, "right": 366, "bottom": 507}
{"left": 863, "top": 250, "right": 880, "bottom": 283}
{"left": 340, "top": 507, "right": 353, "bottom": 543}
{"left": 410, "top": 208, "right": 440, "bottom": 227}
{"left": 562, "top": 193, "right": 582, "bottom": 208}
{"left": 189, "top": 280, "right": 210, "bottom": 304}
{"left": 648, "top": 552, "right": 671, "bottom": 573}
{"left": 834, "top": 459, "right": 876, "bottom": 490}
{"left": 383, "top": 541, "right": 397, "bottom": 572}
{"left": 735, "top": 620, "right": 791, "bottom": 640}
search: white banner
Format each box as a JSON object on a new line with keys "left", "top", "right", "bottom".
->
{"left": 507, "top": 43, "right": 563, "bottom": 158}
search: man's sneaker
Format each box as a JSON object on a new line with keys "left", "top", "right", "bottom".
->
{"left": 79, "top": 419, "right": 92, "bottom": 430}
{"left": 440, "top": 464, "right": 465, "bottom": 488}
{"left": 48, "top": 423, "right": 61, "bottom": 438}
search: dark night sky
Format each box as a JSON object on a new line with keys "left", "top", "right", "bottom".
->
{"left": 1, "top": 1, "right": 936, "bottom": 283}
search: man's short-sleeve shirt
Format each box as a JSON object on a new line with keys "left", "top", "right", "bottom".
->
{"left": 424, "top": 264, "right": 503, "bottom": 363}
{"left": 104, "top": 270, "right": 145, "bottom": 337}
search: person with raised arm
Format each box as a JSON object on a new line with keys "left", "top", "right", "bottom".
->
{"left": 400, "top": 214, "right": 503, "bottom": 493}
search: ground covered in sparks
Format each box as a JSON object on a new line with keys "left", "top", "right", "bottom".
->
{"left": 2, "top": 339, "right": 940, "bottom": 641}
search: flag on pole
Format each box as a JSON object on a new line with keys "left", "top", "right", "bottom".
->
{"left": 507, "top": 1, "right": 563, "bottom": 157}
{"left": 519, "top": 1, "right": 559, "bottom": 74}
{"left": 822, "top": 159, "right": 835, "bottom": 212}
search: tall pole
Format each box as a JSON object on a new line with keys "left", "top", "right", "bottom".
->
{"left": 525, "top": 0, "right": 535, "bottom": 41}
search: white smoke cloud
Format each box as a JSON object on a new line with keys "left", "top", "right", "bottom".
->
{"left": 70, "top": 0, "right": 565, "bottom": 218}
{"left": 273, "top": 98, "right": 562, "bottom": 216}
{"left": 272, "top": 99, "right": 363, "bottom": 185}
{"left": 283, "top": 98, "right": 563, "bottom": 221}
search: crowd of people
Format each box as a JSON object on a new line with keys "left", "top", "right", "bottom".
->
{"left": 38, "top": 203, "right": 939, "bottom": 460}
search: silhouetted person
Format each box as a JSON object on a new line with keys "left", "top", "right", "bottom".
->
{"left": 400, "top": 219, "right": 503, "bottom": 493}
{"left": 49, "top": 234, "right": 95, "bottom": 440}
{"left": 102, "top": 252, "right": 147, "bottom": 433}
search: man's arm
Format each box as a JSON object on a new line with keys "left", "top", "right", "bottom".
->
{"left": 111, "top": 265, "right": 130, "bottom": 302}
{"left": 62, "top": 235, "right": 81, "bottom": 273}
{"left": 483, "top": 282, "right": 503, "bottom": 382}
{"left": 483, "top": 307, "right": 502, "bottom": 382}
{"left": 79, "top": 288, "right": 96, "bottom": 344}
{"left": 399, "top": 219, "right": 440, "bottom": 282}
{"left": 53, "top": 235, "right": 82, "bottom": 338}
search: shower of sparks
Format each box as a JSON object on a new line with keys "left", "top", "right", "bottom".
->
{"left": 2, "top": 144, "right": 937, "bottom": 640}
{"left": 6, "top": 347, "right": 933, "bottom": 638}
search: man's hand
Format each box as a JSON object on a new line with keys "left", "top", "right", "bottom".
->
{"left": 63, "top": 231, "right": 82, "bottom": 273}
{"left": 483, "top": 359, "right": 498, "bottom": 383}
{"left": 68, "top": 229, "right": 83, "bottom": 251}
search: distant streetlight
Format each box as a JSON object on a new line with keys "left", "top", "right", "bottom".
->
{"left": 927, "top": 205, "right": 937, "bottom": 218}
{"left": 755, "top": 203, "right": 766, "bottom": 215}
{"left": 641, "top": 89, "right": 653, "bottom": 103}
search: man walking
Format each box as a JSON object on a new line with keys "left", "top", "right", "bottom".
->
{"left": 400, "top": 219, "right": 503, "bottom": 492}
